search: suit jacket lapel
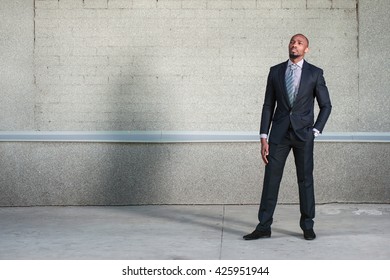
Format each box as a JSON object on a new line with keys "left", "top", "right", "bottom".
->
{"left": 279, "top": 61, "right": 290, "bottom": 107}
{"left": 294, "top": 61, "right": 310, "bottom": 105}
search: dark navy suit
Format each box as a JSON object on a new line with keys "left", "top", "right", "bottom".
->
{"left": 257, "top": 60, "right": 332, "bottom": 231}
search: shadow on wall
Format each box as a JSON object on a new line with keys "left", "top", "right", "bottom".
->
{"left": 93, "top": 143, "right": 171, "bottom": 205}
{"left": 0, "top": 141, "right": 169, "bottom": 206}
{"left": 94, "top": 54, "right": 167, "bottom": 205}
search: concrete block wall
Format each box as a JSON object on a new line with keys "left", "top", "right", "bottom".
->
{"left": 0, "top": 0, "right": 389, "bottom": 206}
{"left": 0, "top": 0, "right": 36, "bottom": 130}
{"left": 31, "top": 0, "right": 362, "bottom": 132}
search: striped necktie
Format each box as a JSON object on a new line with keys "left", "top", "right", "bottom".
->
{"left": 285, "top": 64, "right": 297, "bottom": 106}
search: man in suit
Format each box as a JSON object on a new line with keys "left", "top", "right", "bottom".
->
{"left": 244, "top": 34, "right": 332, "bottom": 241}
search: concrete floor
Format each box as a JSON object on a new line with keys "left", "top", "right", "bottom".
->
{"left": 1, "top": 204, "right": 389, "bottom": 260}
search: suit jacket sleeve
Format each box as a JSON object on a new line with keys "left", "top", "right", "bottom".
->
{"left": 259, "top": 69, "right": 276, "bottom": 135}
{"left": 313, "top": 69, "right": 332, "bottom": 132}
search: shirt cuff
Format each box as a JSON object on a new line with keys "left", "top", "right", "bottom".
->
{"left": 260, "top": 134, "right": 268, "bottom": 139}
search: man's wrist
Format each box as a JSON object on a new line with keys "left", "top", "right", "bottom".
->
{"left": 260, "top": 134, "right": 268, "bottom": 145}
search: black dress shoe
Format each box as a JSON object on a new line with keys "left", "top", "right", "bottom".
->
{"left": 303, "top": 229, "right": 316, "bottom": 240}
{"left": 243, "top": 229, "right": 271, "bottom": 240}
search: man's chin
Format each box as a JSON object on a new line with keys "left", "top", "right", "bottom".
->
{"left": 289, "top": 53, "right": 300, "bottom": 59}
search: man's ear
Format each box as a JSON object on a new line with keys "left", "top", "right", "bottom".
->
{"left": 304, "top": 47, "right": 309, "bottom": 54}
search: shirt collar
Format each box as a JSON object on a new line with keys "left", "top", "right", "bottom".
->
{"left": 288, "top": 59, "right": 304, "bottom": 69}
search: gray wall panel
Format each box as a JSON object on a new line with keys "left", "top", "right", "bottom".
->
{"left": 1, "top": 141, "right": 388, "bottom": 206}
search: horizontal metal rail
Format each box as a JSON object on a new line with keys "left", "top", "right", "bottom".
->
{"left": 0, "top": 131, "right": 389, "bottom": 143}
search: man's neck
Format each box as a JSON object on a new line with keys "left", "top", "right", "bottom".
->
{"left": 289, "top": 57, "right": 304, "bottom": 64}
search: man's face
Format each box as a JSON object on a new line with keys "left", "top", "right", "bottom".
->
{"left": 288, "top": 35, "right": 309, "bottom": 60}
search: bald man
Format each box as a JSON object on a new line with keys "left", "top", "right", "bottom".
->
{"left": 244, "top": 34, "right": 332, "bottom": 241}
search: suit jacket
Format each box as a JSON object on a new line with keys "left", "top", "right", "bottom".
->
{"left": 260, "top": 60, "right": 332, "bottom": 144}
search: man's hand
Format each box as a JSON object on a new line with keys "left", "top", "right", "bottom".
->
{"left": 261, "top": 138, "right": 269, "bottom": 165}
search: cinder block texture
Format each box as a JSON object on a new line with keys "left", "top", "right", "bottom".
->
{"left": 0, "top": 141, "right": 389, "bottom": 206}
{"left": 1, "top": 0, "right": 387, "bottom": 132}
{"left": 0, "top": 0, "right": 36, "bottom": 130}
{"left": 358, "top": 0, "right": 390, "bottom": 132}
{"left": 1, "top": 1, "right": 388, "bottom": 132}
{"left": 29, "top": 0, "right": 363, "bottom": 132}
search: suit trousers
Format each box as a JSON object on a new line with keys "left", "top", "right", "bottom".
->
{"left": 256, "top": 128, "right": 315, "bottom": 231}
